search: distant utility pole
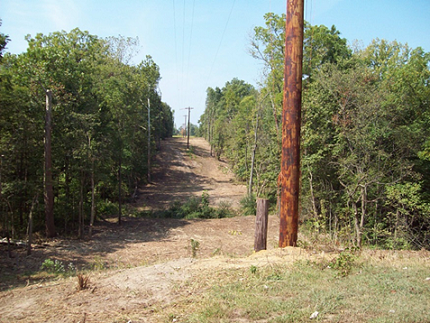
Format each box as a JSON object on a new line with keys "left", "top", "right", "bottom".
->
{"left": 182, "top": 107, "right": 194, "bottom": 149}
{"left": 279, "top": 0, "right": 304, "bottom": 248}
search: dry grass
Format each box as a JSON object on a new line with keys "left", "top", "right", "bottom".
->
{"left": 76, "top": 274, "right": 90, "bottom": 291}
{"left": 160, "top": 249, "right": 430, "bottom": 323}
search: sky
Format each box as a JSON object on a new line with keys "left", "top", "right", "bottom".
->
{"left": 1, "top": 0, "right": 429, "bottom": 128}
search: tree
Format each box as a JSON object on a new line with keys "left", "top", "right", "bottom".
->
{"left": 0, "top": 27, "right": 173, "bottom": 238}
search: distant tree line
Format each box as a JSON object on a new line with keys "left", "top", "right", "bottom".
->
{"left": 175, "top": 123, "right": 199, "bottom": 137}
{"left": 0, "top": 26, "right": 174, "bottom": 238}
{"left": 199, "top": 13, "right": 430, "bottom": 249}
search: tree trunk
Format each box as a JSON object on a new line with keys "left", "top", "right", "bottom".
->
{"left": 249, "top": 112, "right": 259, "bottom": 197}
{"left": 44, "top": 90, "right": 56, "bottom": 238}
{"left": 89, "top": 158, "right": 96, "bottom": 237}
{"left": 270, "top": 93, "right": 279, "bottom": 138}
{"left": 359, "top": 186, "right": 367, "bottom": 247}
{"left": 26, "top": 193, "right": 38, "bottom": 256}
{"left": 352, "top": 201, "right": 361, "bottom": 247}
{"left": 118, "top": 153, "right": 122, "bottom": 226}
{"left": 308, "top": 168, "right": 318, "bottom": 221}
{"left": 78, "top": 169, "right": 84, "bottom": 239}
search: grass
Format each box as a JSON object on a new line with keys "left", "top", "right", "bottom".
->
{"left": 161, "top": 250, "right": 430, "bottom": 322}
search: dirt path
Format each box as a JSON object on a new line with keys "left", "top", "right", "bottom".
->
{"left": 137, "top": 136, "right": 247, "bottom": 209}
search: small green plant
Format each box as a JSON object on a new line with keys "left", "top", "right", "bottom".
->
{"left": 91, "top": 256, "right": 107, "bottom": 270}
{"left": 212, "top": 247, "right": 222, "bottom": 256}
{"left": 329, "top": 249, "right": 359, "bottom": 277}
{"left": 190, "top": 238, "right": 200, "bottom": 258}
{"left": 240, "top": 194, "right": 256, "bottom": 216}
{"left": 187, "top": 145, "right": 195, "bottom": 159}
{"left": 40, "top": 259, "right": 76, "bottom": 275}
{"left": 41, "top": 259, "right": 65, "bottom": 273}
{"left": 250, "top": 265, "right": 258, "bottom": 274}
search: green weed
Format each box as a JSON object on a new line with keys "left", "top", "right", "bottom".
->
{"left": 40, "top": 259, "right": 76, "bottom": 276}
{"left": 329, "top": 248, "right": 360, "bottom": 277}
{"left": 190, "top": 238, "right": 200, "bottom": 258}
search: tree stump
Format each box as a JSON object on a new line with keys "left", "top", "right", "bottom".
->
{"left": 254, "top": 198, "right": 269, "bottom": 252}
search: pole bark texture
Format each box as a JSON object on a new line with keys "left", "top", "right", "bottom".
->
{"left": 254, "top": 198, "right": 269, "bottom": 252}
{"left": 44, "top": 90, "right": 56, "bottom": 238}
{"left": 147, "top": 97, "right": 151, "bottom": 183}
{"left": 279, "top": 0, "right": 304, "bottom": 247}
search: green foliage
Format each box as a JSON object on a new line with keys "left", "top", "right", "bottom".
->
{"left": 199, "top": 14, "right": 430, "bottom": 249}
{"left": 158, "top": 192, "right": 235, "bottom": 220}
{"left": 0, "top": 28, "right": 174, "bottom": 238}
{"left": 97, "top": 199, "right": 119, "bottom": 216}
{"left": 40, "top": 259, "right": 76, "bottom": 275}
{"left": 328, "top": 249, "right": 359, "bottom": 277}
{"left": 240, "top": 194, "right": 256, "bottom": 216}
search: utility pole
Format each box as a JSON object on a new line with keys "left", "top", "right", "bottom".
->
{"left": 182, "top": 107, "right": 194, "bottom": 149}
{"left": 147, "top": 93, "right": 151, "bottom": 183}
{"left": 279, "top": 0, "right": 304, "bottom": 247}
{"left": 40, "top": 86, "right": 56, "bottom": 238}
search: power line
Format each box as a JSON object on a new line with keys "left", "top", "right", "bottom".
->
{"left": 172, "top": 0, "right": 179, "bottom": 92}
{"left": 184, "top": 0, "right": 196, "bottom": 105}
{"left": 198, "top": 0, "right": 237, "bottom": 116}
{"left": 208, "top": 0, "right": 237, "bottom": 81}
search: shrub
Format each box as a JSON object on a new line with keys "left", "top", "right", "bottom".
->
{"left": 240, "top": 194, "right": 256, "bottom": 216}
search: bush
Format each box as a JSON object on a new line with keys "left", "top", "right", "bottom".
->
{"left": 159, "top": 192, "right": 235, "bottom": 219}
{"left": 240, "top": 194, "right": 256, "bottom": 216}
{"left": 40, "top": 259, "right": 76, "bottom": 275}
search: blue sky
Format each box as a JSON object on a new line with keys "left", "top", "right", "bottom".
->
{"left": 1, "top": 0, "right": 429, "bottom": 127}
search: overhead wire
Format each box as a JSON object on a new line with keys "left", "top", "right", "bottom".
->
{"left": 184, "top": 0, "right": 196, "bottom": 109}
{"left": 207, "top": 0, "right": 237, "bottom": 85}
{"left": 172, "top": 0, "right": 179, "bottom": 94}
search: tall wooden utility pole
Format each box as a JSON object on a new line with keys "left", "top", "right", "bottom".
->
{"left": 279, "top": 0, "right": 304, "bottom": 247}
{"left": 183, "top": 107, "right": 194, "bottom": 149}
{"left": 147, "top": 94, "right": 151, "bottom": 183}
{"left": 44, "top": 89, "right": 56, "bottom": 238}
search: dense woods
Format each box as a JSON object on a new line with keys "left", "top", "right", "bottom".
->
{"left": 199, "top": 13, "right": 430, "bottom": 249}
{"left": 0, "top": 27, "right": 174, "bottom": 239}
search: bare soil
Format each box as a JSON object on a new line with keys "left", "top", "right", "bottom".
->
{"left": 1, "top": 137, "right": 429, "bottom": 322}
{"left": 0, "top": 136, "right": 283, "bottom": 322}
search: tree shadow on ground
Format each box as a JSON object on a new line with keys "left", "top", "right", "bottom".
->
{"left": 0, "top": 216, "right": 195, "bottom": 291}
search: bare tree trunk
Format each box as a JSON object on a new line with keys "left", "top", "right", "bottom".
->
{"left": 359, "top": 186, "right": 367, "bottom": 247}
{"left": 89, "top": 158, "right": 96, "bottom": 237}
{"left": 308, "top": 168, "right": 318, "bottom": 220}
{"left": 26, "top": 193, "right": 38, "bottom": 256}
{"left": 270, "top": 93, "right": 279, "bottom": 138}
{"left": 352, "top": 201, "right": 361, "bottom": 248}
{"left": 118, "top": 153, "right": 122, "bottom": 226}
{"left": 249, "top": 112, "right": 259, "bottom": 197}
{"left": 78, "top": 170, "right": 84, "bottom": 239}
